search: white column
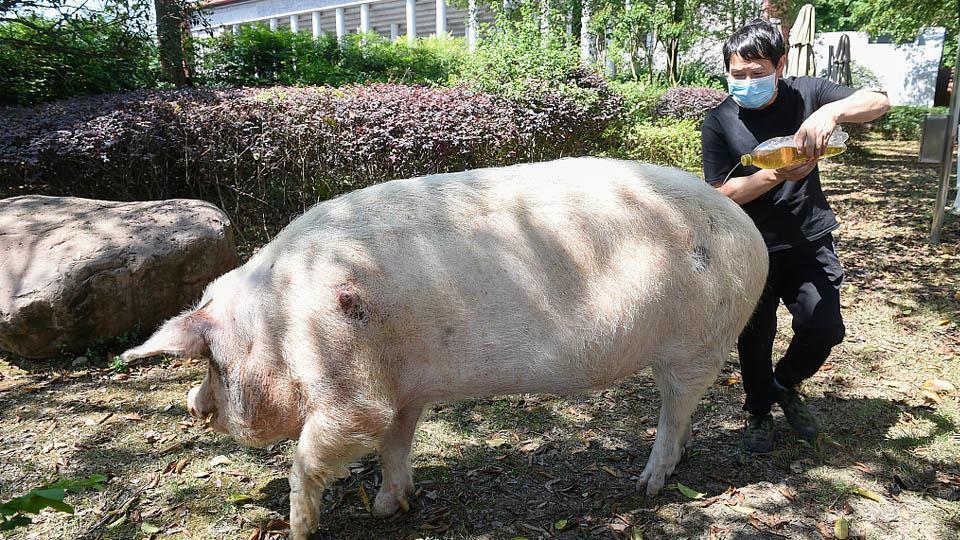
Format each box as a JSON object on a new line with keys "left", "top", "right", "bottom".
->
{"left": 390, "top": 22, "right": 400, "bottom": 41}
{"left": 467, "top": 0, "right": 477, "bottom": 51}
{"left": 435, "top": 0, "right": 446, "bottom": 35}
{"left": 231, "top": 24, "right": 240, "bottom": 34}
{"left": 289, "top": 14, "right": 298, "bottom": 33}
{"left": 269, "top": 17, "right": 278, "bottom": 31}
{"left": 360, "top": 4, "right": 371, "bottom": 33}
{"left": 566, "top": 7, "right": 572, "bottom": 38}
{"left": 335, "top": 7, "right": 346, "bottom": 39}
{"left": 312, "top": 11, "right": 322, "bottom": 38}
{"left": 405, "top": 0, "right": 417, "bottom": 43}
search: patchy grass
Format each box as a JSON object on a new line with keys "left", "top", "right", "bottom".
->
{"left": 1, "top": 139, "right": 959, "bottom": 539}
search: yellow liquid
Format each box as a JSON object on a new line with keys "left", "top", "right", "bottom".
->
{"left": 741, "top": 145, "right": 846, "bottom": 169}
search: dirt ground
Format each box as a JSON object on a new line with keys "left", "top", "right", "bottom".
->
{"left": 1, "top": 139, "right": 959, "bottom": 540}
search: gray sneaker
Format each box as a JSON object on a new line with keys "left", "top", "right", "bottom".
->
{"left": 743, "top": 413, "right": 775, "bottom": 453}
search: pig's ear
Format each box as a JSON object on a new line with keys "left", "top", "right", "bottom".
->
{"left": 121, "top": 301, "right": 214, "bottom": 361}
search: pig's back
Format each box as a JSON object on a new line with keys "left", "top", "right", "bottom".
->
{"left": 265, "top": 158, "right": 767, "bottom": 398}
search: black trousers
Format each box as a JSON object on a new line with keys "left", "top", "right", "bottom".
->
{"left": 738, "top": 234, "right": 846, "bottom": 415}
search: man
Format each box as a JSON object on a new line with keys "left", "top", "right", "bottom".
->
{"left": 701, "top": 19, "right": 889, "bottom": 453}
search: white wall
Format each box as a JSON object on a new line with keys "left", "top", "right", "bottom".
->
{"left": 813, "top": 28, "right": 945, "bottom": 107}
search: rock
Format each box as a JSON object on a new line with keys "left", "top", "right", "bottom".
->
{"left": 71, "top": 356, "right": 89, "bottom": 367}
{"left": 0, "top": 196, "right": 238, "bottom": 359}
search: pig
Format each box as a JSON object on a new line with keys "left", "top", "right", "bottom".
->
{"left": 121, "top": 157, "right": 767, "bottom": 540}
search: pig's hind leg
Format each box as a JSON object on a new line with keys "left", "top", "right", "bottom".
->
{"left": 372, "top": 403, "right": 425, "bottom": 518}
{"left": 637, "top": 348, "right": 724, "bottom": 496}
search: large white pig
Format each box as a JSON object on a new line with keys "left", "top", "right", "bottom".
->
{"left": 122, "top": 157, "right": 767, "bottom": 539}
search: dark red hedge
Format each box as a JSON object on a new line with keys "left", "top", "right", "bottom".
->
{"left": 1, "top": 79, "right": 622, "bottom": 234}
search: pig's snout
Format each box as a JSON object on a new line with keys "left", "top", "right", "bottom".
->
{"left": 186, "top": 385, "right": 211, "bottom": 419}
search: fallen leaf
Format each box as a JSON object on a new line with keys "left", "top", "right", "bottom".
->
{"left": 193, "top": 471, "right": 209, "bottom": 478}
{"left": 141, "top": 522, "right": 161, "bottom": 534}
{"left": 632, "top": 529, "right": 644, "bottom": 540}
{"left": 937, "top": 319, "right": 952, "bottom": 326}
{"left": 834, "top": 516, "right": 850, "bottom": 539}
{"left": 721, "top": 376, "right": 740, "bottom": 386}
{"left": 227, "top": 493, "right": 254, "bottom": 506}
{"left": 174, "top": 457, "right": 189, "bottom": 474}
{"left": 247, "top": 528, "right": 261, "bottom": 540}
{"left": 358, "top": 484, "right": 372, "bottom": 513}
{"left": 727, "top": 504, "right": 756, "bottom": 515}
{"left": 210, "top": 455, "right": 233, "bottom": 467}
{"left": 553, "top": 519, "right": 568, "bottom": 531}
{"left": 922, "top": 379, "right": 956, "bottom": 394}
{"left": 921, "top": 390, "right": 943, "bottom": 405}
{"left": 853, "top": 462, "right": 875, "bottom": 475}
{"left": 675, "top": 482, "right": 704, "bottom": 499}
{"left": 815, "top": 521, "right": 833, "bottom": 538}
{"left": 124, "top": 413, "right": 143, "bottom": 422}
{"left": 106, "top": 516, "right": 127, "bottom": 530}
{"left": 601, "top": 466, "right": 621, "bottom": 478}
{"left": 748, "top": 514, "right": 763, "bottom": 531}
{"left": 851, "top": 486, "right": 884, "bottom": 503}
{"left": 265, "top": 519, "right": 289, "bottom": 531}
{"left": 778, "top": 486, "right": 796, "bottom": 501}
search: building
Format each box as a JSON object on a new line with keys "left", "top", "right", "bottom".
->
{"left": 195, "top": 0, "right": 495, "bottom": 50}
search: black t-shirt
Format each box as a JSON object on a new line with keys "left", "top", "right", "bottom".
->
{"left": 701, "top": 76, "right": 856, "bottom": 252}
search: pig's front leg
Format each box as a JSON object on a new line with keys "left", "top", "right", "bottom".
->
{"left": 288, "top": 417, "right": 361, "bottom": 540}
{"left": 637, "top": 352, "right": 722, "bottom": 496}
{"left": 373, "top": 403, "right": 425, "bottom": 518}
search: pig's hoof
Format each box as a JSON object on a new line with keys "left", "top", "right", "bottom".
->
{"left": 372, "top": 490, "right": 411, "bottom": 518}
{"left": 637, "top": 466, "right": 667, "bottom": 496}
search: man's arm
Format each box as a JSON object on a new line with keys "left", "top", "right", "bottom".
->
{"left": 713, "top": 160, "right": 818, "bottom": 205}
{"left": 794, "top": 89, "right": 891, "bottom": 158}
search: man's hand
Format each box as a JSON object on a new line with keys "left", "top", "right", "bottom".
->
{"left": 773, "top": 159, "right": 818, "bottom": 182}
{"left": 793, "top": 106, "right": 838, "bottom": 159}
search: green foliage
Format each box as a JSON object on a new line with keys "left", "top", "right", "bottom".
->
{"left": 613, "top": 118, "right": 703, "bottom": 171}
{"left": 609, "top": 78, "right": 669, "bottom": 123}
{"left": 813, "top": 0, "right": 956, "bottom": 66}
{"left": 0, "top": 475, "right": 107, "bottom": 531}
{"left": 0, "top": 15, "right": 158, "bottom": 105}
{"left": 872, "top": 105, "right": 949, "bottom": 140}
{"left": 453, "top": 7, "right": 584, "bottom": 100}
{"left": 197, "top": 26, "right": 467, "bottom": 87}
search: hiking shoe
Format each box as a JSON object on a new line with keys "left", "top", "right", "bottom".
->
{"left": 774, "top": 386, "right": 820, "bottom": 438}
{"left": 743, "top": 413, "right": 775, "bottom": 453}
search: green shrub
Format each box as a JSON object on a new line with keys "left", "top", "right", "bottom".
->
{"left": 613, "top": 119, "right": 703, "bottom": 171}
{"left": 197, "top": 27, "right": 466, "bottom": 87}
{"left": 452, "top": 7, "right": 585, "bottom": 101}
{"left": 608, "top": 79, "right": 669, "bottom": 124}
{"left": 0, "top": 16, "right": 158, "bottom": 106}
{"left": 872, "top": 105, "right": 949, "bottom": 140}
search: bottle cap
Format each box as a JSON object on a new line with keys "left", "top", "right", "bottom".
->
{"left": 740, "top": 154, "right": 753, "bottom": 167}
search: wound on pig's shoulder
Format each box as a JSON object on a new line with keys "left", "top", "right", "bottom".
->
{"left": 336, "top": 284, "right": 367, "bottom": 323}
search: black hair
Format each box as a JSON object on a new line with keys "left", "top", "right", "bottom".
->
{"left": 723, "top": 19, "right": 786, "bottom": 71}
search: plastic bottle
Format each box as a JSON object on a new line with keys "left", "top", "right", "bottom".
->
{"left": 740, "top": 126, "right": 850, "bottom": 169}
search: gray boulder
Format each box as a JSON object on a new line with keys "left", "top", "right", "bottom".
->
{"left": 0, "top": 196, "right": 238, "bottom": 359}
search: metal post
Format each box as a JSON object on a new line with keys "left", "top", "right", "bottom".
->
{"left": 930, "top": 34, "right": 960, "bottom": 244}
{"left": 289, "top": 14, "right": 298, "bottom": 33}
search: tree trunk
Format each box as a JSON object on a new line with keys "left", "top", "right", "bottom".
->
{"left": 156, "top": 0, "right": 191, "bottom": 87}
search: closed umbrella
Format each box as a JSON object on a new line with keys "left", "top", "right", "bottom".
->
{"left": 831, "top": 34, "right": 853, "bottom": 86}
{"left": 785, "top": 4, "right": 816, "bottom": 78}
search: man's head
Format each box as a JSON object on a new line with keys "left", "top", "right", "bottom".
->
{"left": 723, "top": 19, "right": 787, "bottom": 109}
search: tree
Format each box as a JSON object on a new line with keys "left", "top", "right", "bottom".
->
{"left": 814, "top": 0, "right": 956, "bottom": 66}
{"left": 155, "top": 0, "right": 193, "bottom": 86}
{"left": 0, "top": 0, "right": 157, "bottom": 104}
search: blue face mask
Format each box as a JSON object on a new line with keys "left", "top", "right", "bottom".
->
{"left": 727, "top": 73, "right": 777, "bottom": 109}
